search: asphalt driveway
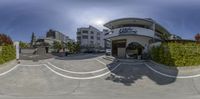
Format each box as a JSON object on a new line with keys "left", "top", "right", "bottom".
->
{"left": 0, "top": 54, "right": 200, "bottom": 99}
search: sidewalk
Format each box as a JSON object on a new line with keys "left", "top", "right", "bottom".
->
{"left": 149, "top": 60, "right": 200, "bottom": 77}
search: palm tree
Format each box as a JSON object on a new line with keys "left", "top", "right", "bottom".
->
{"left": 53, "top": 41, "right": 62, "bottom": 53}
{"left": 66, "top": 42, "right": 80, "bottom": 53}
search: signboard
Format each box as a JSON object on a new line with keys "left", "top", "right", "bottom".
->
{"left": 119, "top": 27, "right": 137, "bottom": 34}
{"left": 105, "top": 27, "right": 155, "bottom": 39}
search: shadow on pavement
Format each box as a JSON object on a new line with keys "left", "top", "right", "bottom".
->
{"left": 105, "top": 61, "right": 178, "bottom": 86}
{"left": 53, "top": 53, "right": 104, "bottom": 60}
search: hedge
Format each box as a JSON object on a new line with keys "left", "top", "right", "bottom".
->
{"left": 150, "top": 42, "right": 200, "bottom": 67}
{"left": 0, "top": 45, "right": 16, "bottom": 64}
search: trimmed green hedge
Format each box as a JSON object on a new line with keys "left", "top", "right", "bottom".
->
{"left": 150, "top": 42, "right": 200, "bottom": 67}
{"left": 0, "top": 45, "right": 16, "bottom": 64}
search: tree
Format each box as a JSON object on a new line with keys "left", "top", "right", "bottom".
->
{"left": 66, "top": 42, "right": 80, "bottom": 53}
{"left": 195, "top": 33, "right": 200, "bottom": 43}
{"left": 19, "top": 41, "right": 28, "bottom": 48}
{"left": 66, "top": 42, "right": 73, "bottom": 53}
{"left": 73, "top": 43, "right": 80, "bottom": 53}
{"left": 53, "top": 41, "right": 62, "bottom": 53}
{"left": 0, "top": 34, "right": 13, "bottom": 46}
{"left": 30, "top": 32, "right": 36, "bottom": 46}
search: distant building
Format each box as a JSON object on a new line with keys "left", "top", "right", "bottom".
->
{"left": 169, "top": 34, "right": 182, "bottom": 40}
{"left": 35, "top": 29, "right": 73, "bottom": 52}
{"left": 77, "top": 26, "right": 105, "bottom": 51}
{"left": 46, "top": 29, "right": 72, "bottom": 43}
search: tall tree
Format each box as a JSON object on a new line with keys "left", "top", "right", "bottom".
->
{"left": 30, "top": 32, "right": 36, "bottom": 46}
{"left": 19, "top": 41, "right": 28, "bottom": 48}
{"left": 53, "top": 41, "right": 62, "bottom": 53}
{"left": 66, "top": 42, "right": 80, "bottom": 53}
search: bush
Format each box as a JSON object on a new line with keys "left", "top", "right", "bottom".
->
{"left": 0, "top": 45, "right": 16, "bottom": 64}
{"left": 150, "top": 42, "right": 200, "bottom": 67}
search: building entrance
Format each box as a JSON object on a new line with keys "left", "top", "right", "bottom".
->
{"left": 126, "top": 42, "right": 144, "bottom": 59}
{"left": 112, "top": 39, "right": 126, "bottom": 58}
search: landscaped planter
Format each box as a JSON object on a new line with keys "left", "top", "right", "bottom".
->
{"left": 150, "top": 42, "right": 200, "bottom": 67}
{"left": 0, "top": 45, "right": 16, "bottom": 64}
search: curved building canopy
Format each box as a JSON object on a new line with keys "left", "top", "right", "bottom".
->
{"left": 104, "top": 18, "right": 171, "bottom": 35}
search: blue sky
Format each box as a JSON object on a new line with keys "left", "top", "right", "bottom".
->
{"left": 0, "top": 0, "right": 200, "bottom": 42}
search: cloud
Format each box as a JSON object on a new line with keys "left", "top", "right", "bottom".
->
{"left": 0, "top": 0, "right": 200, "bottom": 41}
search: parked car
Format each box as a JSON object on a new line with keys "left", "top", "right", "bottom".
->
{"left": 105, "top": 49, "right": 111, "bottom": 56}
{"left": 97, "top": 49, "right": 105, "bottom": 53}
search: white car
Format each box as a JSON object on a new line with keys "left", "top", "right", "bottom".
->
{"left": 105, "top": 49, "right": 111, "bottom": 55}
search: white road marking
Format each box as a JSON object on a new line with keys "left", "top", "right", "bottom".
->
{"left": 47, "top": 62, "right": 108, "bottom": 74}
{"left": 121, "top": 63, "right": 144, "bottom": 65}
{"left": 0, "top": 64, "right": 19, "bottom": 76}
{"left": 44, "top": 63, "right": 121, "bottom": 80}
{"left": 19, "top": 64, "right": 44, "bottom": 67}
{"left": 95, "top": 58, "right": 107, "bottom": 66}
{"left": 144, "top": 63, "right": 200, "bottom": 79}
{"left": 1, "top": 58, "right": 200, "bottom": 79}
{"left": 46, "top": 58, "right": 200, "bottom": 79}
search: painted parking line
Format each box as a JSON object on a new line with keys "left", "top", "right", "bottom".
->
{"left": 1, "top": 59, "right": 200, "bottom": 79}
{"left": 144, "top": 63, "right": 200, "bottom": 79}
{"left": 0, "top": 64, "right": 20, "bottom": 76}
{"left": 121, "top": 62, "right": 144, "bottom": 65}
{"left": 0, "top": 64, "right": 44, "bottom": 77}
{"left": 47, "top": 62, "right": 108, "bottom": 74}
{"left": 19, "top": 64, "right": 44, "bottom": 67}
{"left": 44, "top": 63, "right": 121, "bottom": 80}
{"left": 95, "top": 58, "right": 107, "bottom": 65}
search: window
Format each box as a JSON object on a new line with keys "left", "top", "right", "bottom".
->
{"left": 90, "top": 31, "right": 94, "bottom": 34}
{"left": 77, "top": 36, "right": 81, "bottom": 41}
{"left": 82, "top": 30, "right": 88, "bottom": 34}
{"left": 77, "top": 32, "right": 81, "bottom": 35}
{"left": 97, "top": 37, "right": 100, "bottom": 40}
{"left": 97, "top": 32, "right": 100, "bottom": 35}
{"left": 90, "top": 36, "right": 94, "bottom": 39}
{"left": 82, "top": 35, "right": 88, "bottom": 39}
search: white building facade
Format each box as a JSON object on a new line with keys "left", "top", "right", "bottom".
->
{"left": 104, "top": 18, "right": 171, "bottom": 58}
{"left": 77, "top": 26, "right": 105, "bottom": 51}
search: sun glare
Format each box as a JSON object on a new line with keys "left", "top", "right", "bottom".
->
{"left": 93, "top": 19, "right": 105, "bottom": 26}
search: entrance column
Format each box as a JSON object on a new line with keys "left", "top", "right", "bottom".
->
{"left": 14, "top": 42, "right": 19, "bottom": 60}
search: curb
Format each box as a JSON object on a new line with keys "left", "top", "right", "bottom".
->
{"left": 0, "top": 60, "right": 18, "bottom": 68}
{"left": 149, "top": 60, "right": 200, "bottom": 76}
